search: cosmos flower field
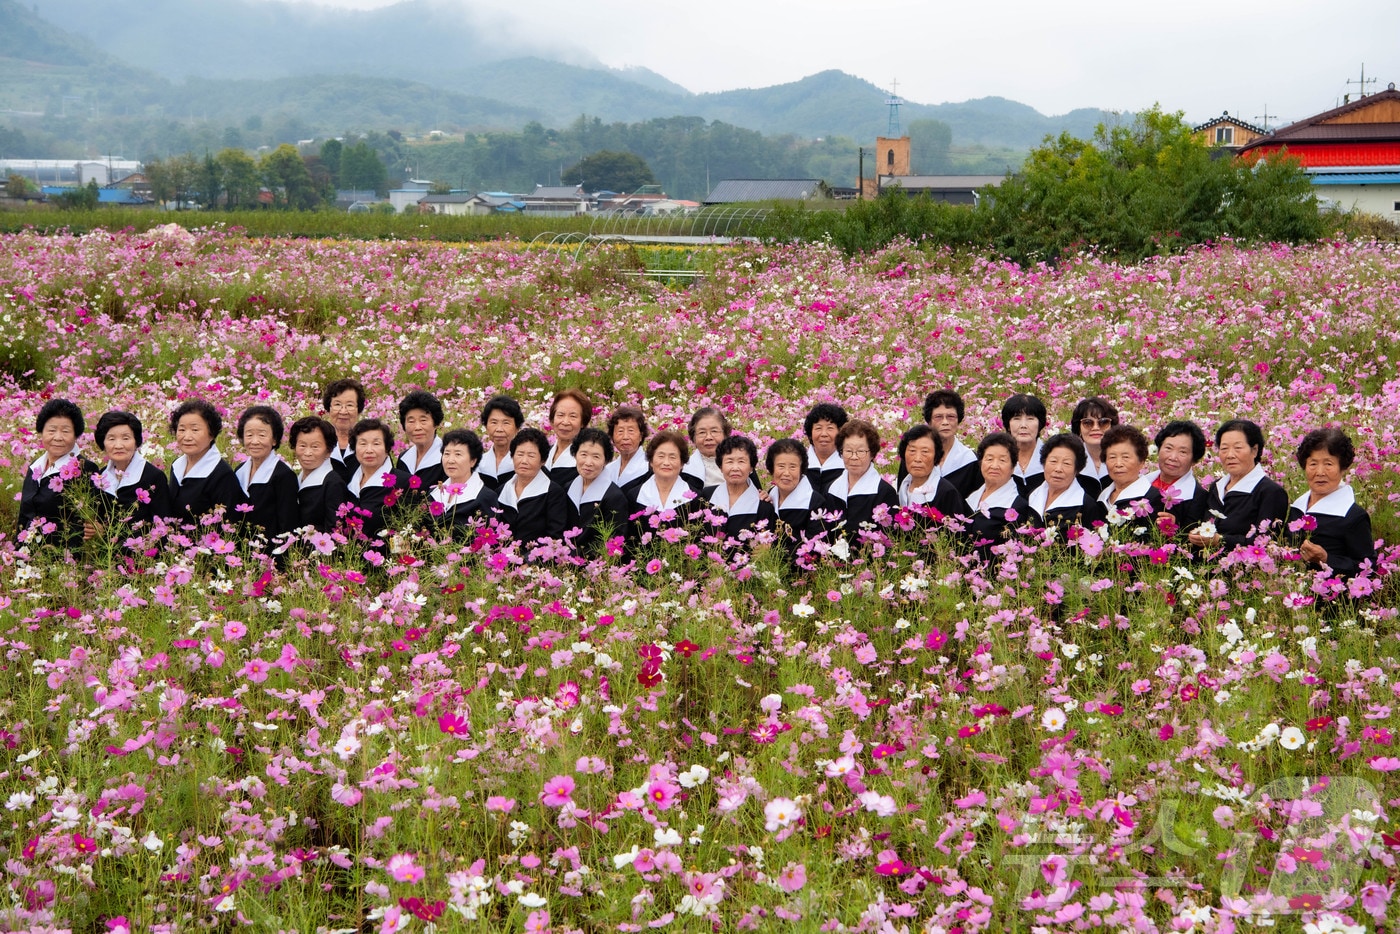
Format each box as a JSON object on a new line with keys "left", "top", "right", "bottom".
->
{"left": 3, "top": 227, "right": 1400, "bottom": 933}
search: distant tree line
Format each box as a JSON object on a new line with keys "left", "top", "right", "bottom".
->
{"left": 141, "top": 139, "right": 388, "bottom": 210}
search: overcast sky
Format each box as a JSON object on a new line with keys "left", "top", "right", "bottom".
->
{"left": 289, "top": 0, "right": 1397, "bottom": 127}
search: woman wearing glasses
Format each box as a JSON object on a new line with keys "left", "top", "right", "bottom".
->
{"left": 1069, "top": 396, "right": 1117, "bottom": 497}
{"left": 824, "top": 419, "right": 899, "bottom": 542}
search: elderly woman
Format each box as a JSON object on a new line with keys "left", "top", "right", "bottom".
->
{"left": 604, "top": 406, "right": 652, "bottom": 495}
{"left": 18, "top": 398, "right": 96, "bottom": 549}
{"left": 682, "top": 406, "right": 729, "bottom": 490}
{"left": 543, "top": 388, "right": 591, "bottom": 490}
{"left": 89, "top": 410, "right": 171, "bottom": 536}
{"left": 704, "top": 435, "right": 777, "bottom": 539}
{"left": 1001, "top": 394, "right": 1048, "bottom": 495}
{"left": 803, "top": 402, "right": 848, "bottom": 492}
{"left": 289, "top": 416, "right": 348, "bottom": 534}
{"left": 1070, "top": 396, "right": 1118, "bottom": 497}
{"left": 478, "top": 395, "right": 523, "bottom": 492}
{"left": 168, "top": 399, "right": 240, "bottom": 524}
{"left": 923, "top": 389, "right": 980, "bottom": 498}
{"left": 233, "top": 405, "right": 300, "bottom": 546}
{"left": 1148, "top": 420, "right": 1209, "bottom": 535}
{"left": 1028, "top": 433, "right": 1106, "bottom": 532}
{"left": 344, "top": 418, "right": 397, "bottom": 544}
{"left": 766, "top": 437, "right": 827, "bottom": 550}
{"left": 964, "top": 432, "right": 1032, "bottom": 552}
{"left": 500, "top": 427, "right": 576, "bottom": 547}
{"left": 322, "top": 378, "right": 366, "bottom": 483}
{"left": 1189, "top": 419, "right": 1289, "bottom": 554}
{"left": 569, "top": 426, "right": 630, "bottom": 554}
{"left": 1287, "top": 428, "right": 1374, "bottom": 578}
{"left": 896, "top": 424, "right": 968, "bottom": 523}
{"left": 429, "top": 429, "right": 499, "bottom": 535}
{"left": 631, "top": 429, "right": 702, "bottom": 525}
{"left": 394, "top": 390, "right": 446, "bottom": 500}
{"left": 825, "top": 419, "right": 899, "bottom": 540}
{"left": 1097, "top": 424, "right": 1160, "bottom": 528}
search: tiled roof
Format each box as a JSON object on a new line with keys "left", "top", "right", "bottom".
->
{"left": 703, "top": 179, "right": 824, "bottom": 203}
{"left": 1240, "top": 88, "right": 1400, "bottom": 154}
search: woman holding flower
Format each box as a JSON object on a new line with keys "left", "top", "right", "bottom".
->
{"left": 394, "top": 390, "right": 446, "bottom": 501}
{"left": 167, "top": 399, "right": 240, "bottom": 525}
{"left": 1286, "top": 428, "right": 1373, "bottom": 577}
{"left": 18, "top": 398, "right": 96, "bottom": 550}
{"left": 500, "top": 427, "right": 576, "bottom": 547}
{"left": 1188, "top": 419, "right": 1289, "bottom": 555}
{"left": 429, "top": 428, "right": 498, "bottom": 535}
{"left": 964, "top": 432, "right": 1032, "bottom": 553}
{"left": 1097, "top": 424, "right": 1160, "bottom": 526}
{"left": 345, "top": 418, "right": 398, "bottom": 544}
{"left": 630, "top": 430, "right": 703, "bottom": 539}
{"left": 289, "top": 416, "right": 348, "bottom": 534}
{"left": 88, "top": 410, "right": 171, "bottom": 537}
{"left": 1147, "top": 420, "right": 1209, "bottom": 536}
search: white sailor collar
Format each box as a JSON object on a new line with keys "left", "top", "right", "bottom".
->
{"left": 348, "top": 461, "right": 392, "bottom": 497}
{"left": 546, "top": 441, "right": 576, "bottom": 470}
{"left": 806, "top": 445, "right": 843, "bottom": 473}
{"left": 635, "top": 476, "right": 693, "bottom": 511}
{"left": 499, "top": 471, "right": 552, "bottom": 509}
{"left": 772, "top": 476, "right": 814, "bottom": 512}
{"left": 968, "top": 481, "right": 1019, "bottom": 515}
{"left": 711, "top": 481, "right": 761, "bottom": 516}
{"left": 827, "top": 465, "right": 882, "bottom": 503}
{"left": 1145, "top": 469, "right": 1197, "bottom": 501}
{"left": 1100, "top": 474, "right": 1153, "bottom": 505}
{"left": 99, "top": 451, "right": 148, "bottom": 496}
{"left": 236, "top": 453, "right": 285, "bottom": 494}
{"left": 432, "top": 472, "right": 485, "bottom": 508}
{"left": 330, "top": 443, "right": 352, "bottom": 464}
{"left": 1219, "top": 463, "right": 1267, "bottom": 497}
{"left": 682, "top": 449, "right": 709, "bottom": 479}
{"left": 1032, "top": 481, "right": 1085, "bottom": 515}
{"left": 1293, "top": 483, "right": 1356, "bottom": 518}
{"left": 399, "top": 436, "right": 443, "bottom": 475}
{"left": 1013, "top": 441, "right": 1045, "bottom": 478}
{"left": 899, "top": 470, "right": 943, "bottom": 507}
{"left": 479, "top": 448, "right": 513, "bottom": 478}
{"left": 568, "top": 474, "right": 610, "bottom": 507}
{"left": 1080, "top": 458, "right": 1110, "bottom": 481}
{"left": 172, "top": 446, "right": 223, "bottom": 485}
{"left": 608, "top": 451, "right": 649, "bottom": 487}
{"left": 299, "top": 459, "right": 334, "bottom": 491}
{"left": 30, "top": 449, "right": 77, "bottom": 481}
{"left": 940, "top": 439, "right": 978, "bottom": 475}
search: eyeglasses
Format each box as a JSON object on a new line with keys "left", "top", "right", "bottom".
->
{"left": 329, "top": 402, "right": 360, "bottom": 412}
{"left": 1079, "top": 417, "right": 1114, "bottom": 429}
{"left": 842, "top": 448, "right": 871, "bottom": 458}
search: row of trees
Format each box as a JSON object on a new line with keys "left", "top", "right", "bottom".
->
{"left": 142, "top": 139, "right": 388, "bottom": 210}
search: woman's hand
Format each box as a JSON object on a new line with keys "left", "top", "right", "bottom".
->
{"left": 1299, "top": 540, "right": 1328, "bottom": 564}
{"left": 82, "top": 520, "right": 100, "bottom": 541}
{"left": 1187, "top": 530, "right": 1219, "bottom": 548}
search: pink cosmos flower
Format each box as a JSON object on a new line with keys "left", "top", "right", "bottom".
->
{"left": 485, "top": 796, "right": 516, "bottom": 813}
{"left": 646, "top": 780, "right": 679, "bottom": 811}
{"left": 764, "top": 797, "right": 800, "bottom": 831}
{"left": 438, "top": 711, "right": 468, "bottom": 735}
{"left": 777, "top": 862, "right": 807, "bottom": 893}
{"left": 387, "top": 853, "right": 424, "bottom": 884}
{"left": 540, "top": 774, "right": 575, "bottom": 807}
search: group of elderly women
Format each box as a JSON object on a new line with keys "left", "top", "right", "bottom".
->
{"left": 16, "top": 383, "right": 1376, "bottom": 578}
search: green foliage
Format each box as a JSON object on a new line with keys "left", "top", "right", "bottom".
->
{"left": 339, "top": 140, "right": 388, "bottom": 195}
{"left": 5, "top": 172, "right": 34, "bottom": 198}
{"left": 215, "top": 147, "right": 259, "bottom": 210}
{"left": 53, "top": 178, "right": 99, "bottom": 210}
{"left": 561, "top": 149, "right": 656, "bottom": 192}
{"left": 259, "top": 143, "right": 322, "bottom": 210}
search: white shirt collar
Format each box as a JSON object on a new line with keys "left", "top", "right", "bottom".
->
{"left": 683, "top": 449, "right": 721, "bottom": 485}
{"left": 968, "top": 482, "right": 1019, "bottom": 515}
{"left": 1100, "top": 474, "right": 1153, "bottom": 505}
{"left": 635, "top": 476, "right": 693, "bottom": 511}
{"left": 898, "top": 469, "right": 942, "bottom": 507}
{"left": 1218, "top": 463, "right": 1267, "bottom": 497}
{"left": 605, "top": 451, "right": 649, "bottom": 487}
{"left": 479, "top": 448, "right": 513, "bottom": 478}
{"left": 330, "top": 444, "right": 352, "bottom": 464}
{"left": 806, "top": 446, "right": 843, "bottom": 472}
{"left": 1079, "top": 459, "right": 1110, "bottom": 480}
{"left": 546, "top": 441, "right": 576, "bottom": 470}
{"left": 1013, "top": 441, "right": 1045, "bottom": 478}
{"left": 1292, "top": 483, "right": 1356, "bottom": 518}
{"left": 1030, "top": 481, "right": 1085, "bottom": 515}
{"left": 30, "top": 450, "right": 76, "bottom": 481}
{"left": 236, "top": 453, "right": 284, "bottom": 495}
{"left": 298, "top": 459, "right": 334, "bottom": 491}
{"left": 432, "top": 473, "right": 485, "bottom": 508}
{"left": 1145, "top": 469, "right": 1197, "bottom": 500}
{"left": 399, "top": 436, "right": 442, "bottom": 475}
{"left": 568, "top": 475, "right": 609, "bottom": 507}
{"left": 826, "top": 465, "right": 881, "bottom": 503}
{"left": 498, "top": 471, "right": 552, "bottom": 509}
{"left": 940, "top": 439, "right": 978, "bottom": 474}
{"left": 710, "top": 481, "right": 761, "bottom": 516}
{"left": 348, "top": 461, "right": 391, "bottom": 497}
{"left": 98, "top": 451, "right": 147, "bottom": 496}
{"left": 772, "top": 476, "right": 814, "bottom": 512}
{"left": 171, "top": 446, "right": 223, "bottom": 485}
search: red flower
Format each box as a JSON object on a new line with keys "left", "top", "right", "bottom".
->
{"left": 438, "top": 712, "right": 469, "bottom": 735}
{"left": 408, "top": 475, "right": 423, "bottom": 490}
{"left": 72, "top": 832, "right": 97, "bottom": 853}
{"left": 1179, "top": 684, "right": 1198, "bottom": 702}
{"left": 957, "top": 725, "right": 980, "bottom": 738}
{"left": 674, "top": 639, "right": 701, "bottom": 658}
{"left": 637, "top": 660, "right": 663, "bottom": 688}
{"left": 1306, "top": 716, "right": 1334, "bottom": 732}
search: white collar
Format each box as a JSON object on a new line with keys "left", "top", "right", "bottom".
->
{"left": 499, "top": 471, "right": 551, "bottom": 508}
{"left": 635, "top": 476, "right": 693, "bottom": 511}
{"left": 1100, "top": 474, "right": 1153, "bottom": 505}
{"left": 940, "top": 439, "right": 978, "bottom": 474}
{"left": 968, "top": 482, "right": 1019, "bottom": 515}
{"left": 711, "top": 481, "right": 761, "bottom": 516}
{"left": 1219, "top": 463, "right": 1267, "bottom": 497}
{"left": 827, "top": 465, "right": 882, "bottom": 502}
{"left": 898, "top": 470, "right": 942, "bottom": 507}
{"left": 348, "top": 461, "right": 391, "bottom": 497}
{"left": 236, "top": 453, "right": 284, "bottom": 494}
{"left": 1031, "top": 482, "right": 1085, "bottom": 515}
{"left": 30, "top": 450, "right": 76, "bottom": 481}
{"left": 479, "top": 448, "right": 513, "bottom": 478}
{"left": 547, "top": 441, "right": 576, "bottom": 470}
{"left": 568, "top": 475, "right": 610, "bottom": 507}
{"left": 99, "top": 451, "right": 147, "bottom": 495}
{"left": 682, "top": 449, "right": 708, "bottom": 480}
{"left": 1013, "top": 441, "right": 1045, "bottom": 478}
{"left": 432, "top": 473, "right": 485, "bottom": 507}
{"left": 299, "top": 459, "right": 334, "bottom": 491}
{"left": 806, "top": 446, "right": 843, "bottom": 472}
{"left": 1145, "top": 469, "right": 1197, "bottom": 500}
{"left": 330, "top": 444, "right": 352, "bottom": 463}
{"left": 172, "top": 446, "right": 223, "bottom": 485}
{"left": 772, "top": 476, "right": 814, "bottom": 512}
{"left": 399, "top": 436, "right": 443, "bottom": 474}
{"left": 606, "top": 451, "right": 649, "bottom": 486}
{"left": 1292, "top": 483, "right": 1356, "bottom": 518}
{"left": 1079, "top": 459, "right": 1110, "bottom": 480}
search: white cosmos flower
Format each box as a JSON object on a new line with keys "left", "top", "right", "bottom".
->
{"left": 1279, "top": 726, "right": 1305, "bottom": 750}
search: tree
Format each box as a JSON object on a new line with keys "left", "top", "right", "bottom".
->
{"left": 259, "top": 144, "right": 321, "bottom": 210}
{"left": 320, "top": 139, "right": 343, "bottom": 187}
{"left": 340, "top": 141, "right": 388, "bottom": 195}
{"left": 54, "top": 179, "right": 99, "bottom": 210}
{"left": 216, "top": 148, "right": 260, "bottom": 210}
{"left": 197, "top": 152, "right": 222, "bottom": 210}
{"left": 561, "top": 150, "right": 656, "bottom": 193}
{"left": 5, "top": 173, "right": 33, "bottom": 199}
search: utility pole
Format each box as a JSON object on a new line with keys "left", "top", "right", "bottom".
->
{"left": 1253, "top": 105, "right": 1276, "bottom": 132}
{"left": 858, "top": 147, "right": 864, "bottom": 200}
{"left": 1345, "top": 64, "right": 1376, "bottom": 103}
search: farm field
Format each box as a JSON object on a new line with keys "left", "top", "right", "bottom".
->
{"left": 2, "top": 228, "right": 1400, "bottom": 932}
